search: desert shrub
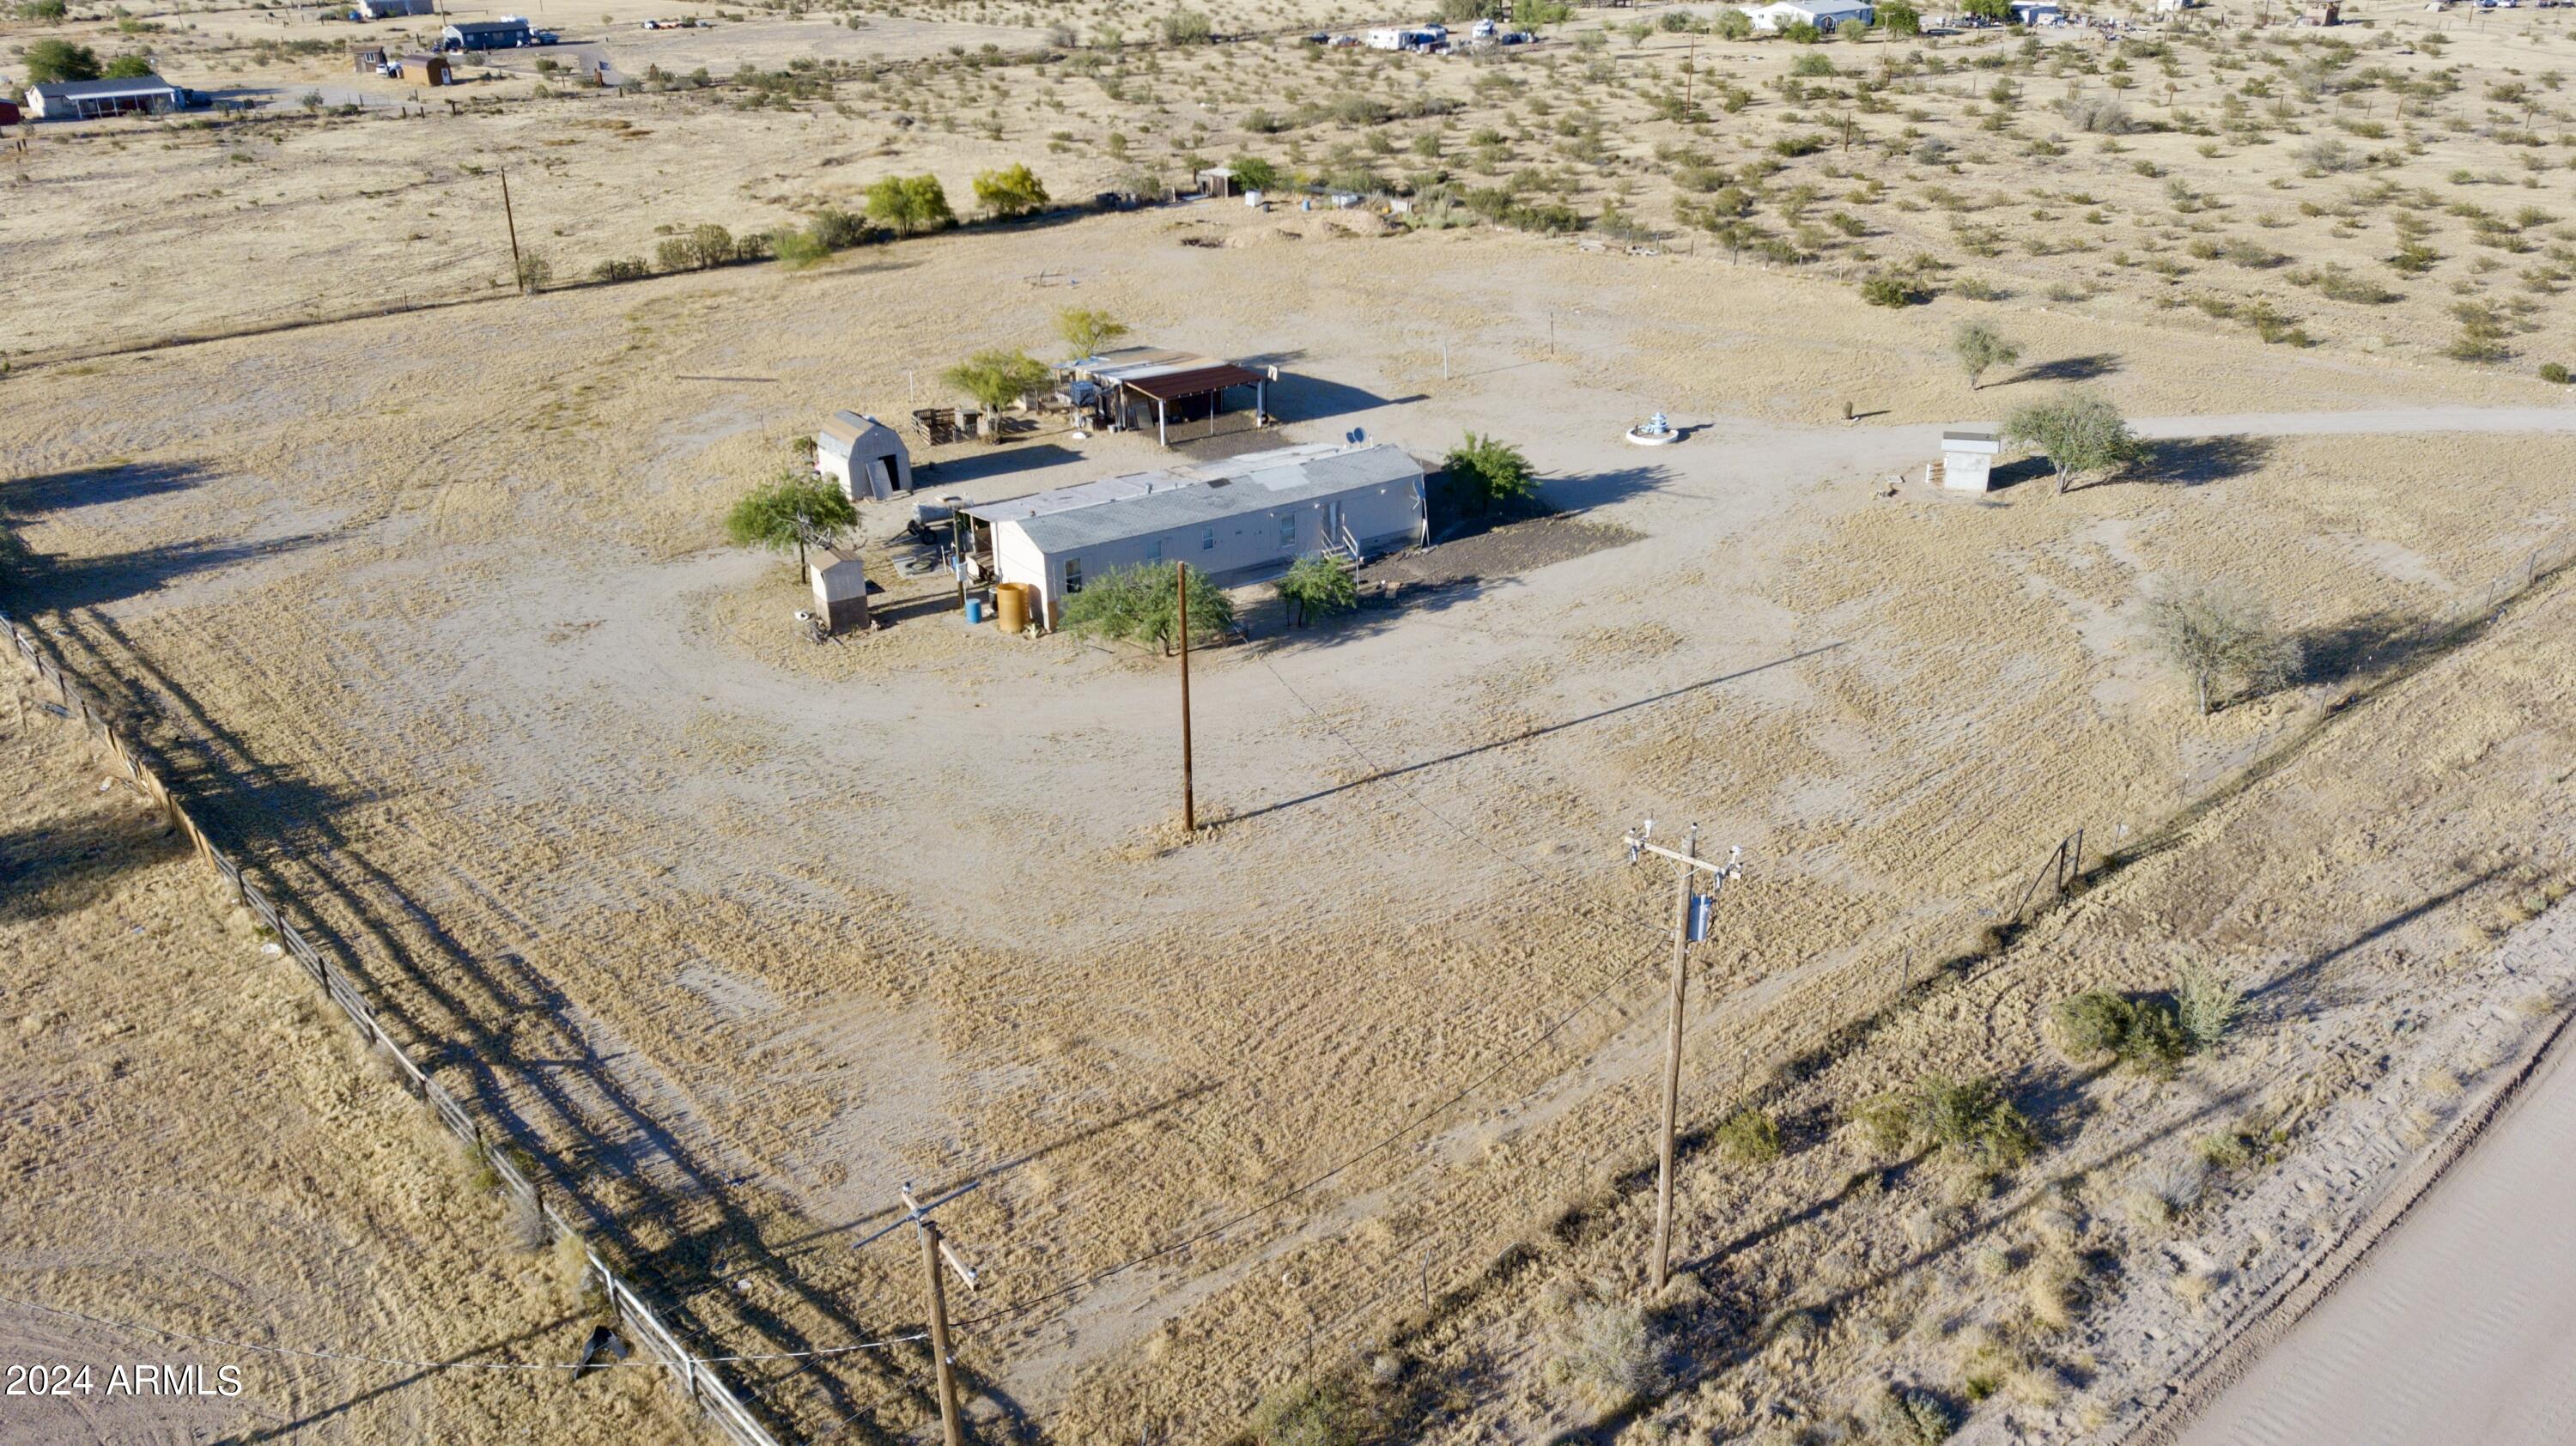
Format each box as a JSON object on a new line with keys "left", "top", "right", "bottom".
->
{"left": 513, "top": 250, "right": 554, "bottom": 292}
{"left": 1277, "top": 555, "right": 1358, "bottom": 628}
{"left": 1951, "top": 320, "right": 2019, "bottom": 389}
{"left": 1836, "top": 18, "right": 1867, "bottom": 40}
{"left": 973, "top": 162, "right": 1049, "bottom": 218}
{"left": 1860, "top": 270, "right": 1927, "bottom": 307}
{"left": 1227, "top": 155, "right": 1281, "bottom": 191}
{"left": 1783, "top": 20, "right": 1821, "bottom": 41}
{"left": 1711, "top": 6, "right": 1753, "bottom": 38}
{"left": 591, "top": 257, "right": 649, "bottom": 283}
{"left": 2173, "top": 963, "right": 2244, "bottom": 1051}
{"left": 1160, "top": 8, "right": 1213, "bottom": 42}
{"left": 1248, "top": 1379, "right": 1358, "bottom": 1446}
{"left": 2542, "top": 362, "right": 2571, "bottom": 385}
{"left": 1879, "top": 0, "right": 1922, "bottom": 34}
{"left": 1546, "top": 1298, "right": 1664, "bottom": 1412}
{"left": 2142, "top": 575, "right": 2301, "bottom": 714}
{"left": 809, "top": 206, "right": 872, "bottom": 249}
{"left": 2058, "top": 94, "right": 2132, "bottom": 134}
{"left": 1870, "top": 1384, "right": 1959, "bottom": 1444}
{"left": 1714, "top": 1107, "right": 1783, "bottom": 1164}
{"left": 685, "top": 222, "right": 735, "bottom": 269}
{"left": 2445, "top": 300, "right": 2513, "bottom": 362}
{"left": 2123, "top": 1157, "right": 2206, "bottom": 1226}
{"left": 653, "top": 238, "right": 695, "bottom": 273}
{"left": 2047, "top": 991, "right": 2185, "bottom": 1071}
{"left": 772, "top": 228, "right": 829, "bottom": 269}
{"left": 1791, "top": 51, "right": 1838, "bottom": 76}
{"left": 16, "top": 0, "right": 70, "bottom": 18}
{"left": 1859, "top": 1076, "right": 2033, "bottom": 1170}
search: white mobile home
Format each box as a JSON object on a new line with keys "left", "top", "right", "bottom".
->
{"left": 814, "top": 410, "right": 914, "bottom": 502}
{"left": 26, "top": 75, "right": 187, "bottom": 120}
{"left": 963, "top": 441, "right": 1426, "bottom": 629}
{"left": 1745, "top": 0, "right": 1874, "bottom": 28}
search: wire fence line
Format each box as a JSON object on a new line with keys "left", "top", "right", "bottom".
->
{"left": 1, "top": 610, "right": 787, "bottom": 1446}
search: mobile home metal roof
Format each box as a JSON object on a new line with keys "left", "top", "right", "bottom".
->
{"left": 28, "top": 76, "right": 180, "bottom": 102}
{"left": 975, "top": 442, "right": 1420, "bottom": 556}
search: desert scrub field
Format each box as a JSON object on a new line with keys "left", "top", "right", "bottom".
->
{"left": 0, "top": 665, "right": 693, "bottom": 1446}
{"left": 4, "top": 0, "right": 2573, "bottom": 376}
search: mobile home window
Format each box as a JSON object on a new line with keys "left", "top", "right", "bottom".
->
{"left": 1146, "top": 538, "right": 1164, "bottom": 561}
{"left": 1200, "top": 526, "right": 1217, "bottom": 552}
{"left": 1064, "top": 558, "right": 1084, "bottom": 594}
{"left": 1278, "top": 513, "right": 1296, "bottom": 550}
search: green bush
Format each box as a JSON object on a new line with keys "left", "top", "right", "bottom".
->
{"left": 15, "top": 0, "right": 70, "bottom": 19}
{"left": 590, "top": 257, "right": 649, "bottom": 283}
{"left": 1277, "top": 555, "right": 1358, "bottom": 628}
{"left": 973, "top": 161, "right": 1049, "bottom": 218}
{"left": 1870, "top": 1384, "right": 1959, "bottom": 1444}
{"left": 1160, "top": 8, "right": 1212, "bottom": 42}
{"left": 653, "top": 238, "right": 695, "bottom": 273}
{"left": 864, "top": 173, "right": 955, "bottom": 235}
{"left": 809, "top": 206, "right": 872, "bottom": 249}
{"left": 1227, "top": 155, "right": 1281, "bottom": 192}
{"left": 1248, "top": 1380, "right": 1356, "bottom": 1446}
{"left": 1714, "top": 1107, "right": 1783, "bottom": 1164}
{"left": 772, "top": 227, "right": 830, "bottom": 270}
{"left": 1443, "top": 433, "right": 1535, "bottom": 516}
{"left": 102, "top": 52, "right": 155, "bottom": 78}
{"left": 2543, "top": 362, "right": 2572, "bottom": 385}
{"left": 1861, "top": 271, "right": 1928, "bottom": 307}
{"left": 1061, "top": 562, "right": 1236, "bottom": 653}
{"left": 2173, "top": 964, "right": 2244, "bottom": 1053}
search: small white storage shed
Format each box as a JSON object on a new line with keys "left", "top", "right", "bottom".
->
{"left": 1933, "top": 428, "right": 2002, "bottom": 492}
{"left": 815, "top": 411, "right": 914, "bottom": 503}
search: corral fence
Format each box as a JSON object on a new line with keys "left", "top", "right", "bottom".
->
{"left": 1, "top": 610, "right": 785, "bottom": 1446}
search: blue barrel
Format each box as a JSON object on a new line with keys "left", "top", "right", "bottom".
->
{"left": 965, "top": 598, "right": 985, "bottom": 624}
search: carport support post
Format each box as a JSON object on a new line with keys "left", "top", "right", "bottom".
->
{"left": 953, "top": 513, "right": 968, "bottom": 615}
{"left": 1177, "top": 562, "right": 1194, "bottom": 833}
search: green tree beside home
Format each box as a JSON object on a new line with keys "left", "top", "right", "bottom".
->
{"left": 940, "top": 349, "right": 1052, "bottom": 440}
{"left": 724, "top": 471, "right": 856, "bottom": 576}
{"left": 1276, "top": 555, "right": 1358, "bottom": 628}
{"left": 1061, "top": 562, "right": 1236, "bottom": 654}
{"left": 1443, "top": 433, "right": 1535, "bottom": 516}
{"left": 24, "top": 39, "right": 100, "bottom": 82}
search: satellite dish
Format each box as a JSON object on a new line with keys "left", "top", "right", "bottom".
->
{"left": 1346, "top": 427, "right": 1367, "bottom": 445}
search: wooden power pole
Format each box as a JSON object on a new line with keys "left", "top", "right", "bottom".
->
{"left": 856, "top": 1182, "right": 983, "bottom": 1446}
{"left": 499, "top": 170, "right": 526, "bottom": 294}
{"left": 1620, "top": 821, "right": 1743, "bottom": 1293}
{"left": 1176, "top": 561, "right": 1194, "bottom": 832}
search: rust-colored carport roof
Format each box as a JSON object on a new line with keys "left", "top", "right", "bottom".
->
{"left": 1115, "top": 363, "right": 1267, "bottom": 403}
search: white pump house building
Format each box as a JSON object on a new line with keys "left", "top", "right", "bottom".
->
{"left": 960, "top": 441, "right": 1426, "bottom": 630}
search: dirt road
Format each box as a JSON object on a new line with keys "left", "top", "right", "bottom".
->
{"left": 2175, "top": 904, "right": 2576, "bottom": 1446}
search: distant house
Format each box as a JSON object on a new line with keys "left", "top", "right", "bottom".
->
{"left": 1745, "top": 0, "right": 1874, "bottom": 27}
{"left": 2007, "top": 0, "right": 2064, "bottom": 21}
{"left": 960, "top": 440, "right": 1426, "bottom": 631}
{"left": 441, "top": 16, "right": 532, "bottom": 50}
{"left": 354, "top": 0, "right": 436, "bottom": 17}
{"left": 1363, "top": 23, "right": 1445, "bottom": 48}
{"left": 814, "top": 411, "right": 914, "bottom": 503}
{"left": 25, "top": 75, "right": 187, "bottom": 120}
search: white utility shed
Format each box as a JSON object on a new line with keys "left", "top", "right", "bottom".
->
{"left": 815, "top": 411, "right": 914, "bottom": 502}
{"left": 967, "top": 441, "right": 1426, "bottom": 630}
{"left": 1933, "top": 428, "right": 2002, "bottom": 492}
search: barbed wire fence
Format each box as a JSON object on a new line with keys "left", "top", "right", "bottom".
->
{"left": 1, "top": 609, "right": 787, "bottom": 1446}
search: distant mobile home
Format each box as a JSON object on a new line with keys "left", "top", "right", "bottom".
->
{"left": 354, "top": 0, "right": 437, "bottom": 18}
{"left": 441, "top": 16, "right": 532, "bottom": 50}
{"left": 25, "top": 75, "right": 187, "bottom": 120}
{"left": 962, "top": 441, "right": 1426, "bottom": 630}
{"left": 1744, "top": 0, "right": 1874, "bottom": 27}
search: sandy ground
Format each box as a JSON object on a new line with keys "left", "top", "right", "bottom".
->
{"left": 2172, "top": 921, "right": 2576, "bottom": 1446}
{"left": 3, "top": 0, "right": 2576, "bottom": 1435}
{"left": 0, "top": 665, "right": 691, "bottom": 1446}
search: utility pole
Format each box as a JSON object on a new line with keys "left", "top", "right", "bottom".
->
{"left": 499, "top": 169, "right": 526, "bottom": 294}
{"left": 854, "top": 1182, "right": 982, "bottom": 1446}
{"left": 1620, "top": 821, "right": 1744, "bottom": 1294}
{"left": 1176, "top": 561, "right": 1195, "bottom": 832}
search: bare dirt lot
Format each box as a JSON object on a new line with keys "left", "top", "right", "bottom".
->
{"left": 0, "top": 669, "right": 691, "bottom": 1446}
{"left": 5, "top": 0, "right": 2576, "bottom": 1441}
